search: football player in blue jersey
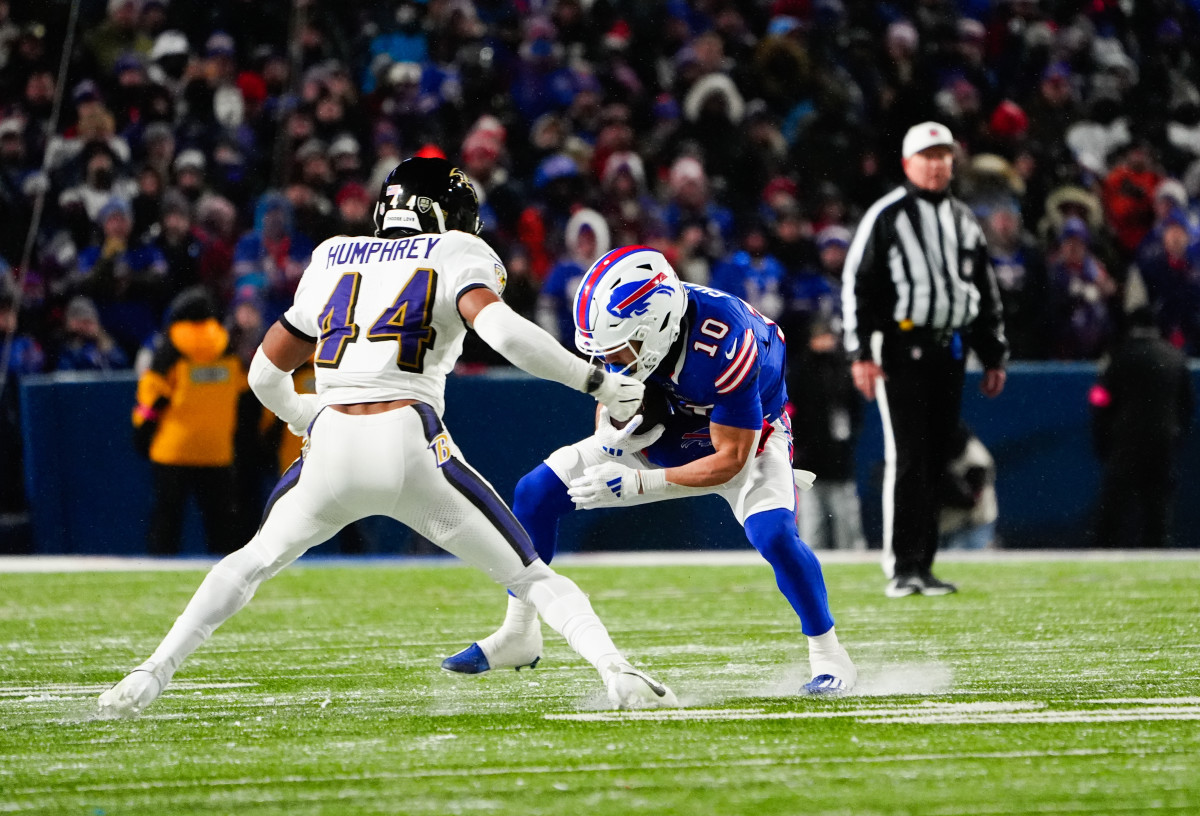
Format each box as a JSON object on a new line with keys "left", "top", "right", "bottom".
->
{"left": 444, "top": 246, "right": 857, "bottom": 694}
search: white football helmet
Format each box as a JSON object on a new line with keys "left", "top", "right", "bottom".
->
{"left": 573, "top": 246, "right": 687, "bottom": 381}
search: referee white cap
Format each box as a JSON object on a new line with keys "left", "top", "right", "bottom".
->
{"left": 902, "top": 121, "right": 954, "bottom": 159}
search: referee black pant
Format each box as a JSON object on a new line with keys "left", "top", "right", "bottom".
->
{"left": 876, "top": 330, "right": 966, "bottom": 579}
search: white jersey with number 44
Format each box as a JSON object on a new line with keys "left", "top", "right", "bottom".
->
{"left": 281, "top": 230, "right": 507, "bottom": 416}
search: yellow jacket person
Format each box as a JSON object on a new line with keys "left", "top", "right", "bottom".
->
{"left": 133, "top": 287, "right": 247, "bottom": 555}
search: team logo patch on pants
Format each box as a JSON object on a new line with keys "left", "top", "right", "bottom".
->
{"left": 429, "top": 433, "right": 452, "bottom": 467}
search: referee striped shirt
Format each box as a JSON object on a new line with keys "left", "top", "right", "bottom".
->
{"left": 841, "top": 182, "right": 1008, "bottom": 368}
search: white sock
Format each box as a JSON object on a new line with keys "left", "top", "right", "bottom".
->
{"left": 807, "top": 627, "right": 843, "bottom": 659}
{"left": 509, "top": 564, "right": 626, "bottom": 677}
{"left": 476, "top": 594, "right": 540, "bottom": 658}
{"left": 539, "top": 591, "right": 623, "bottom": 675}
{"left": 145, "top": 548, "right": 269, "bottom": 681}
{"left": 501, "top": 593, "right": 539, "bottom": 634}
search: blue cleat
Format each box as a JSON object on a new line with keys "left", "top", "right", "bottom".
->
{"left": 441, "top": 643, "right": 491, "bottom": 674}
{"left": 441, "top": 642, "right": 540, "bottom": 675}
{"left": 803, "top": 674, "right": 850, "bottom": 695}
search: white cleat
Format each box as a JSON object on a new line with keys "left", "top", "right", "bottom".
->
{"left": 805, "top": 645, "right": 857, "bottom": 696}
{"left": 97, "top": 666, "right": 166, "bottom": 718}
{"left": 605, "top": 662, "right": 679, "bottom": 710}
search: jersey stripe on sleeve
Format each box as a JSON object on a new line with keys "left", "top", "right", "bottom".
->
{"left": 715, "top": 329, "right": 758, "bottom": 394}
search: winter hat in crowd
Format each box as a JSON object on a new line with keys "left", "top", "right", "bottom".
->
{"left": 533, "top": 153, "right": 579, "bottom": 189}
{"left": 462, "top": 130, "right": 502, "bottom": 161}
{"left": 161, "top": 189, "right": 191, "bottom": 218}
{"left": 1060, "top": 216, "right": 1090, "bottom": 242}
{"left": 294, "top": 139, "right": 326, "bottom": 162}
{"left": 469, "top": 114, "right": 507, "bottom": 145}
{"left": 1155, "top": 178, "right": 1188, "bottom": 208}
{"left": 668, "top": 156, "right": 706, "bottom": 192}
{"left": 65, "top": 296, "right": 101, "bottom": 324}
{"left": 232, "top": 283, "right": 266, "bottom": 313}
{"left": 174, "top": 149, "right": 206, "bottom": 172}
{"left": 151, "top": 30, "right": 189, "bottom": 61}
{"left": 96, "top": 196, "right": 133, "bottom": 224}
{"left": 72, "top": 79, "right": 101, "bottom": 105}
{"left": 816, "top": 225, "right": 852, "bottom": 250}
{"left": 113, "top": 52, "right": 145, "bottom": 76}
{"left": 1161, "top": 207, "right": 1191, "bottom": 231}
{"left": 328, "top": 134, "right": 361, "bottom": 159}
{"left": 205, "top": 31, "right": 236, "bottom": 58}
{"left": 564, "top": 208, "right": 611, "bottom": 259}
{"left": 988, "top": 101, "right": 1029, "bottom": 138}
{"left": 601, "top": 151, "right": 645, "bottom": 188}
{"left": 335, "top": 182, "right": 369, "bottom": 207}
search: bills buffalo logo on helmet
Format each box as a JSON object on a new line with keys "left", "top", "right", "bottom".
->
{"left": 606, "top": 271, "right": 672, "bottom": 319}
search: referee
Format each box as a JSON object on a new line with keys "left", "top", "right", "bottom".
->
{"left": 841, "top": 122, "right": 1008, "bottom": 597}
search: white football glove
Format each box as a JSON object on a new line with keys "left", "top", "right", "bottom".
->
{"left": 568, "top": 462, "right": 641, "bottom": 508}
{"left": 793, "top": 469, "right": 817, "bottom": 491}
{"left": 594, "top": 406, "right": 664, "bottom": 458}
{"left": 590, "top": 370, "right": 644, "bottom": 423}
{"left": 286, "top": 394, "right": 319, "bottom": 438}
{"left": 568, "top": 463, "right": 671, "bottom": 508}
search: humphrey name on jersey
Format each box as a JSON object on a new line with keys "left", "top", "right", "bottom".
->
{"left": 324, "top": 235, "right": 442, "bottom": 268}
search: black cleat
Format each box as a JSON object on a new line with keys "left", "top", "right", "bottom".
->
{"left": 915, "top": 572, "right": 957, "bottom": 595}
{"left": 885, "top": 574, "right": 921, "bottom": 598}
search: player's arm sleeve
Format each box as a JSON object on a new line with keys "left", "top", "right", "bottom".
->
{"left": 471, "top": 300, "right": 592, "bottom": 392}
{"left": 248, "top": 346, "right": 318, "bottom": 433}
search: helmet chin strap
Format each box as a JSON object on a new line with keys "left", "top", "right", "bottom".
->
{"left": 431, "top": 202, "right": 447, "bottom": 233}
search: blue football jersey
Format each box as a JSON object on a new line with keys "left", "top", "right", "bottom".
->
{"left": 639, "top": 283, "right": 788, "bottom": 466}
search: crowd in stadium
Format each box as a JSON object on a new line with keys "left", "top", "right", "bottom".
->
{"left": 2, "top": 0, "right": 1200, "bottom": 380}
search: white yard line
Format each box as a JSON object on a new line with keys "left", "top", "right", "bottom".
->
{"left": 0, "top": 681, "right": 257, "bottom": 698}
{"left": 548, "top": 700, "right": 1200, "bottom": 725}
{"left": 3, "top": 550, "right": 1200, "bottom": 573}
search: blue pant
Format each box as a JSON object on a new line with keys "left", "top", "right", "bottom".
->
{"left": 513, "top": 464, "right": 834, "bottom": 636}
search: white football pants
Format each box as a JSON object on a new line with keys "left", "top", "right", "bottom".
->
{"left": 143, "top": 404, "right": 623, "bottom": 679}
{"left": 249, "top": 404, "right": 541, "bottom": 580}
{"left": 546, "top": 416, "right": 797, "bottom": 524}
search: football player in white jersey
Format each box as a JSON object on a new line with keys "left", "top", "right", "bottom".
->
{"left": 98, "top": 158, "right": 678, "bottom": 716}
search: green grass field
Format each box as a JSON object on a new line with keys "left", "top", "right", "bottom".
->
{"left": 3, "top": 553, "right": 1199, "bottom": 815}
